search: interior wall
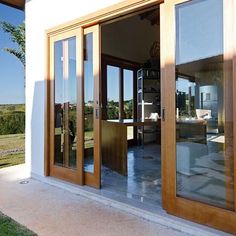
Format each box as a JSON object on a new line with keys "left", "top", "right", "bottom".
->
{"left": 102, "top": 12, "right": 159, "bottom": 64}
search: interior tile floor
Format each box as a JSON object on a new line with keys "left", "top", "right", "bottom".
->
{"left": 101, "top": 134, "right": 233, "bottom": 211}
{"left": 102, "top": 144, "right": 162, "bottom": 208}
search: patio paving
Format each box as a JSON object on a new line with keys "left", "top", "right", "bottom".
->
{"left": 0, "top": 164, "right": 187, "bottom": 236}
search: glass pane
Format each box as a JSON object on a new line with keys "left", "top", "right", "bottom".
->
{"left": 175, "top": 0, "right": 234, "bottom": 210}
{"left": 84, "top": 33, "right": 94, "bottom": 173}
{"left": 107, "top": 65, "right": 119, "bottom": 119}
{"left": 124, "top": 69, "right": 134, "bottom": 140}
{"left": 54, "top": 37, "right": 77, "bottom": 168}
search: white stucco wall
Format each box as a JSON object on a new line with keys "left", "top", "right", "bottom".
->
{"left": 25, "top": 0, "right": 125, "bottom": 176}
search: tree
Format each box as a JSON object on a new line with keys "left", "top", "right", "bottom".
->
{"left": 0, "top": 22, "right": 25, "bottom": 68}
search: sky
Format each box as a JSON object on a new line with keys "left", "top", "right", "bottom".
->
{"left": 0, "top": 0, "right": 222, "bottom": 105}
{"left": 107, "top": 65, "right": 133, "bottom": 102}
{"left": 0, "top": 4, "right": 25, "bottom": 104}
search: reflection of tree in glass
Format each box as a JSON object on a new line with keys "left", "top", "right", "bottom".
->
{"left": 68, "top": 105, "right": 76, "bottom": 143}
{"left": 84, "top": 103, "right": 94, "bottom": 149}
{"left": 84, "top": 105, "right": 93, "bottom": 131}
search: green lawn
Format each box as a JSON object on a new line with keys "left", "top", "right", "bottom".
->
{"left": 0, "top": 134, "right": 25, "bottom": 151}
{"left": 0, "top": 134, "right": 25, "bottom": 169}
{"left": 0, "top": 153, "right": 25, "bottom": 169}
{"left": 0, "top": 212, "right": 37, "bottom": 236}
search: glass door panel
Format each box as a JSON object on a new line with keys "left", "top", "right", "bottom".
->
{"left": 175, "top": 0, "right": 234, "bottom": 210}
{"left": 54, "top": 37, "right": 77, "bottom": 169}
{"left": 50, "top": 25, "right": 100, "bottom": 187}
{"left": 84, "top": 32, "right": 94, "bottom": 173}
{"left": 83, "top": 25, "right": 101, "bottom": 188}
{"left": 49, "top": 28, "right": 83, "bottom": 185}
{"left": 162, "top": 0, "right": 236, "bottom": 233}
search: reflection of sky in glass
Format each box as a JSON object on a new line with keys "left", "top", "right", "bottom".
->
{"left": 176, "top": 77, "right": 195, "bottom": 95}
{"left": 54, "top": 41, "right": 63, "bottom": 104}
{"left": 176, "top": 0, "right": 223, "bottom": 65}
{"left": 84, "top": 33, "right": 93, "bottom": 103}
{"left": 68, "top": 38, "right": 76, "bottom": 104}
{"left": 124, "top": 69, "right": 133, "bottom": 101}
{"left": 107, "top": 65, "right": 119, "bottom": 102}
{"left": 54, "top": 37, "right": 76, "bottom": 104}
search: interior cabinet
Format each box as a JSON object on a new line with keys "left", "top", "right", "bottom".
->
{"left": 137, "top": 68, "right": 161, "bottom": 145}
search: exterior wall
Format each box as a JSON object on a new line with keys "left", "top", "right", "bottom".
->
{"left": 25, "top": 0, "right": 124, "bottom": 176}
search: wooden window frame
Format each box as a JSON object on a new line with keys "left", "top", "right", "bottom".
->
{"left": 102, "top": 55, "right": 139, "bottom": 144}
{"left": 101, "top": 55, "right": 139, "bottom": 119}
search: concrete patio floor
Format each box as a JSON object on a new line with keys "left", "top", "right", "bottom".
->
{"left": 0, "top": 164, "right": 231, "bottom": 236}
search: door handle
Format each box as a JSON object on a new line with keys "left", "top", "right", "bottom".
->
{"left": 162, "top": 107, "right": 165, "bottom": 121}
{"left": 95, "top": 107, "right": 100, "bottom": 119}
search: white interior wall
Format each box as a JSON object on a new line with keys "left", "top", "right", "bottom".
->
{"left": 25, "top": 0, "right": 125, "bottom": 176}
{"left": 102, "top": 14, "right": 159, "bottom": 63}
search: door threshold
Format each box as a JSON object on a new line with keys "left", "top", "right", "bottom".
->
{"left": 31, "top": 174, "right": 229, "bottom": 236}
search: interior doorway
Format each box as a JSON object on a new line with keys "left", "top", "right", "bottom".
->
{"left": 100, "top": 6, "right": 162, "bottom": 208}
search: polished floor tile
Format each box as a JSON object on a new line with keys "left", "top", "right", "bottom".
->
{"left": 102, "top": 144, "right": 162, "bottom": 208}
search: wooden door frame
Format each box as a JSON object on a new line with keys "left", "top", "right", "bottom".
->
{"left": 161, "top": 0, "right": 236, "bottom": 234}
{"left": 45, "top": 0, "right": 164, "bottom": 183}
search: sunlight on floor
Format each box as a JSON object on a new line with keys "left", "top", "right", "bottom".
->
{"left": 208, "top": 135, "right": 225, "bottom": 144}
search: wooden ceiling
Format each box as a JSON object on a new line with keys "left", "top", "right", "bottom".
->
{"left": 0, "top": 0, "right": 25, "bottom": 10}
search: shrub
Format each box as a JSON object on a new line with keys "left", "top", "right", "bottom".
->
{"left": 0, "top": 112, "right": 25, "bottom": 135}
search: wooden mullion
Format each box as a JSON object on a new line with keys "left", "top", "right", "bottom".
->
{"left": 223, "top": 0, "right": 234, "bottom": 211}
{"left": 77, "top": 27, "right": 84, "bottom": 185}
{"left": 119, "top": 68, "right": 124, "bottom": 119}
{"left": 62, "top": 40, "right": 69, "bottom": 168}
{"left": 231, "top": 0, "right": 236, "bottom": 212}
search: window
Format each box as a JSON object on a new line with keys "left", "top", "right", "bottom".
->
{"left": 103, "top": 58, "right": 136, "bottom": 141}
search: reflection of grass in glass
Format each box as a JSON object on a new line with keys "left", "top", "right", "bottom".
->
{"left": 85, "top": 131, "right": 94, "bottom": 149}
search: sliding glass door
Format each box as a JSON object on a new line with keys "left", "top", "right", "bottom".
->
{"left": 49, "top": 25, "right": 101, "bottom": 188}
{"left": 161, "top": 0, "right": 236, "bottom": 233}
